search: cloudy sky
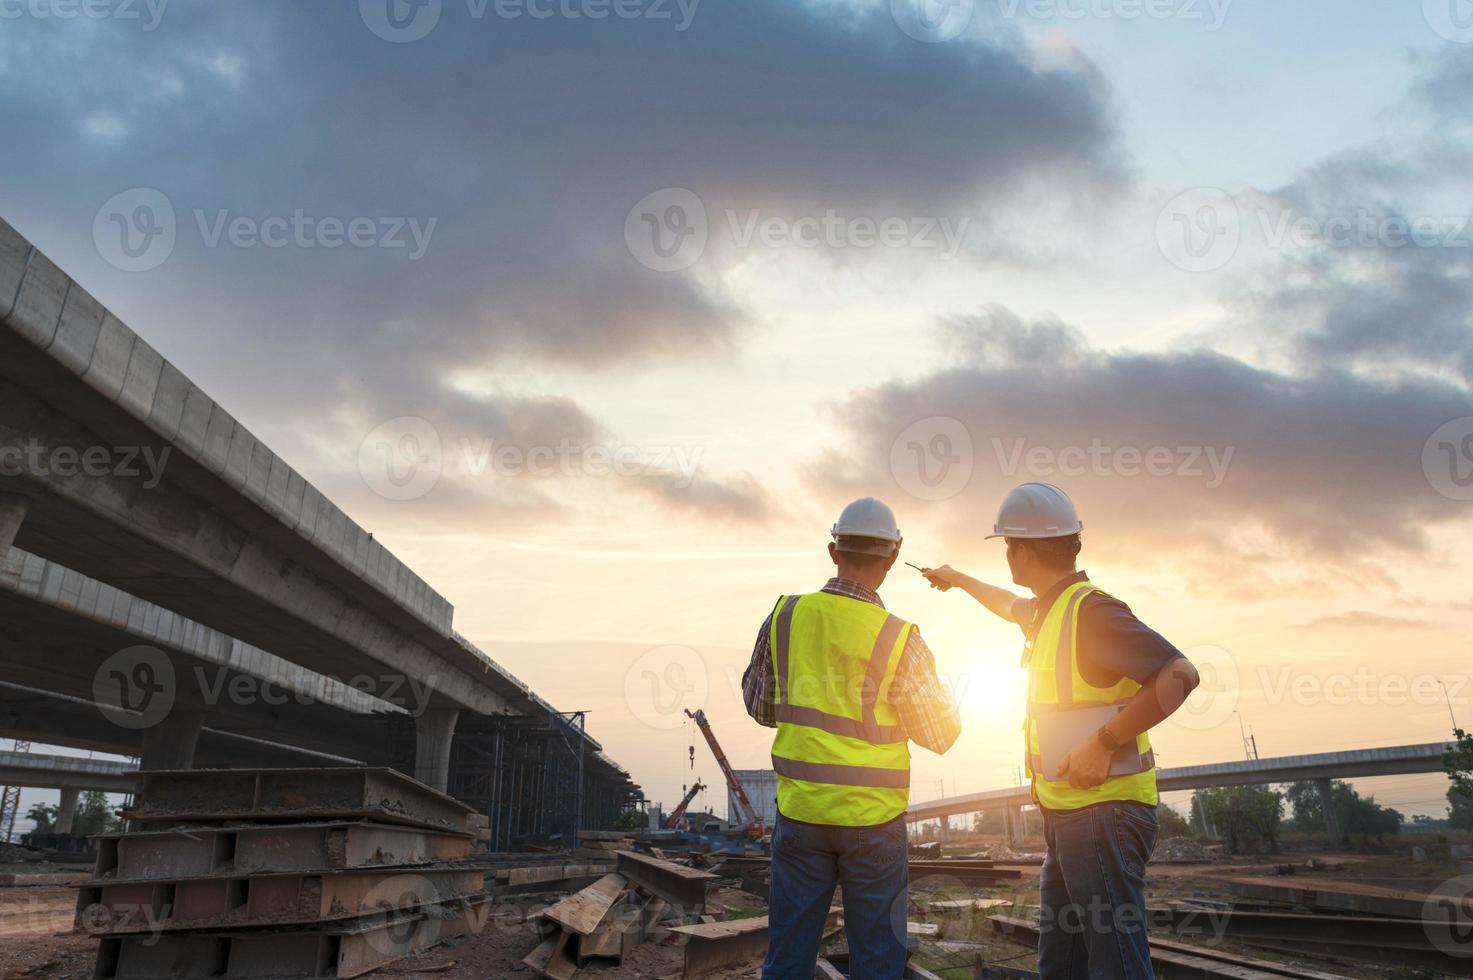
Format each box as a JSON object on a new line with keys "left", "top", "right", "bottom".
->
{"left": 4, "top": 0, "right": 1473, "bottom": 821}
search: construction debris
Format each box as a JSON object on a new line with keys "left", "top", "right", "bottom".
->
{"left": 671, "top": 910, "right": 839, "bottom": 980}
{"left": 1153, "top": 836, "right": 1220, "bottom": 863}
{"left": 521, "top": 850, "right": 719, "bottom": 979}
{"left": 79, "top": 767, "right": 484, "bottom": 979}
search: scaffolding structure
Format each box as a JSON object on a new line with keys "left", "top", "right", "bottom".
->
{"left": 376, "top": 712, "right": 640, "bottom": 852}
{"left": 0, "top": 738, "right": 32, "bottom": 842}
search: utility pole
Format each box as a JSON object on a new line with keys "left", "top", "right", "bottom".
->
{"left": 1439, "top": 681, "right": 1461, "bottom": 735}
{"left": 1234, "top": 712, "right": 1259, "bottom": 761}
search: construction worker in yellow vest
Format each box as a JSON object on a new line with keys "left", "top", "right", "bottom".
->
{"left": 742, "top": 497, "right": 961, "bottom": 980}
{"left": 922, "top": 483, "right": 1200, "bottom": 980}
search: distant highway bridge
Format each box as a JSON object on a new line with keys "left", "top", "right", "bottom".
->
{"left": 907, "top": 742, "right": 1456, "bottom": 843}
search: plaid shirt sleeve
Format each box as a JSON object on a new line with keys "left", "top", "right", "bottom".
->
{"left": 891, "top": 626, "right": 962, "bottom": 755}
{"left": 741, "top": 613, "right": 778, "bottom": 728}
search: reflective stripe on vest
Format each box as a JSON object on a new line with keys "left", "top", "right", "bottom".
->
{"left": 770, "top": 591, "right": 912, "bottom": 826}
{"left": 1024, "top": 580, "right": 1159, "bottom": 811}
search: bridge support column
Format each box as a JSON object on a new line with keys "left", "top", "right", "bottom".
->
{"left": 414, "top": 708, "right": 459, "bottom": 794}
{"left": 0, "top": 493, "right": 30, "bottom": 556}
{"left": 1005, "top": 805, "right": 1027, "bottom": 847}
{"left": 56, "top": 787, "right": 80, "bottom": 834}
{"left": 938, "top": 815, "right": 951, "bottom": 843}
{"left": 140, "top": 709, "right": 203, "bottom": 771}
{"left": 1315, "top": 778, "right": 1342, "bottom": 844}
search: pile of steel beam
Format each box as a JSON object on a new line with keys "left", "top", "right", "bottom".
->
{"left": 522, "top": 850, "right": 720, "bottom": 979}
{"left": 77, "top": 768, "right": 487, "bottom": 980}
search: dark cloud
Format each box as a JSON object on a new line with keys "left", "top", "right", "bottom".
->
{"left": 625, "top": 470, "right": 769, "bottom": 523}
{"left": 819, "top": 307, "right": 1473, "bottom": 575}
{"left": 0, "top": 0, "right": 1123, "bottom": 423}
{"left": 1225, "top": 48, "right": 1473, "bottom": 384}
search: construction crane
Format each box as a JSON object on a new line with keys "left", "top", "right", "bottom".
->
{"left": 684, "top": 709, "right": 763, "bottom": 836}
{"left": 663, "top": 780, "right": 706, "bottom": 830}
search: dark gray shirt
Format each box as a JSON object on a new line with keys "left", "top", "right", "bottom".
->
{"left": 1011, "top": 570, "right": 1182, "bottom": 688}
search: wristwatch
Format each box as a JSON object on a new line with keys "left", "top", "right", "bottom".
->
{"left": 1095, "top": 724, "right": 1122, "bottom": 752}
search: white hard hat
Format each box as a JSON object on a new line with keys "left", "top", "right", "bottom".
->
{"left": 831, "top": 497, "right": 902, "bottom": 555}
{"left": 986, "top": 483, "right": 1082, "bottom": 539}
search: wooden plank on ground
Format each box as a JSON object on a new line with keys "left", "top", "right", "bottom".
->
{"left": 541, "top": 873, "right": 627, "bottom": 936}
{"left": 669, "top": 910, "right": 840, "bottom": 979}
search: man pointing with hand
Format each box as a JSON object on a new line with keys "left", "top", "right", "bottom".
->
{"left": 923, "top": 483, "right": 1199, "bottom": 980}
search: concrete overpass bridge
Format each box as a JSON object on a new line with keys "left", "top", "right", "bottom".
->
{"left": 0, "top": 217, "right": 638, "bottom": 841}
{"left": 0, "top": 750, "right": 136, "bottom": 835}
{"left": 907, "top": 742, "right": 1456, "bottom": 844}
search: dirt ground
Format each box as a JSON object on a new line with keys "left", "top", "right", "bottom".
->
{"left": 1, "top": 844, "right": 1465, "bottom": 980}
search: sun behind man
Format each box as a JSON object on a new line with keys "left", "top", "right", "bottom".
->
{"left": 923, "top": 483, "right": 1200, "bottom": 980}
{"left": 742, "top": 497, "right": 961, "bottom": 980}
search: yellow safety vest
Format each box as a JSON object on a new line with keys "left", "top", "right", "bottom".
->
{"left": 1023, "top": 580, "right": 1158, "bottom": 811}
{"left": 769, "top": 592, "right": 913, "bottom": 826}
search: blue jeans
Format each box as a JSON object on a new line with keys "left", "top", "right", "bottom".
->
{"left": 762, "top": 811, "right": 908, "bottom": 980}
{"left": 1039, "top": 801, "right": 1158, "bottom": 980}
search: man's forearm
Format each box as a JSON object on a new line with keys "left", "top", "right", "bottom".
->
{"left": 1104, "top": 659, "right": 1200, "bottom": 743}
{"left": 954, "top": 573, "right": 1024, "bottom": 622}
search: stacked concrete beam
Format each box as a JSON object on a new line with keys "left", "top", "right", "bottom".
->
{"left": 79, "top": 768, "right": 487, "bottom": 980}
